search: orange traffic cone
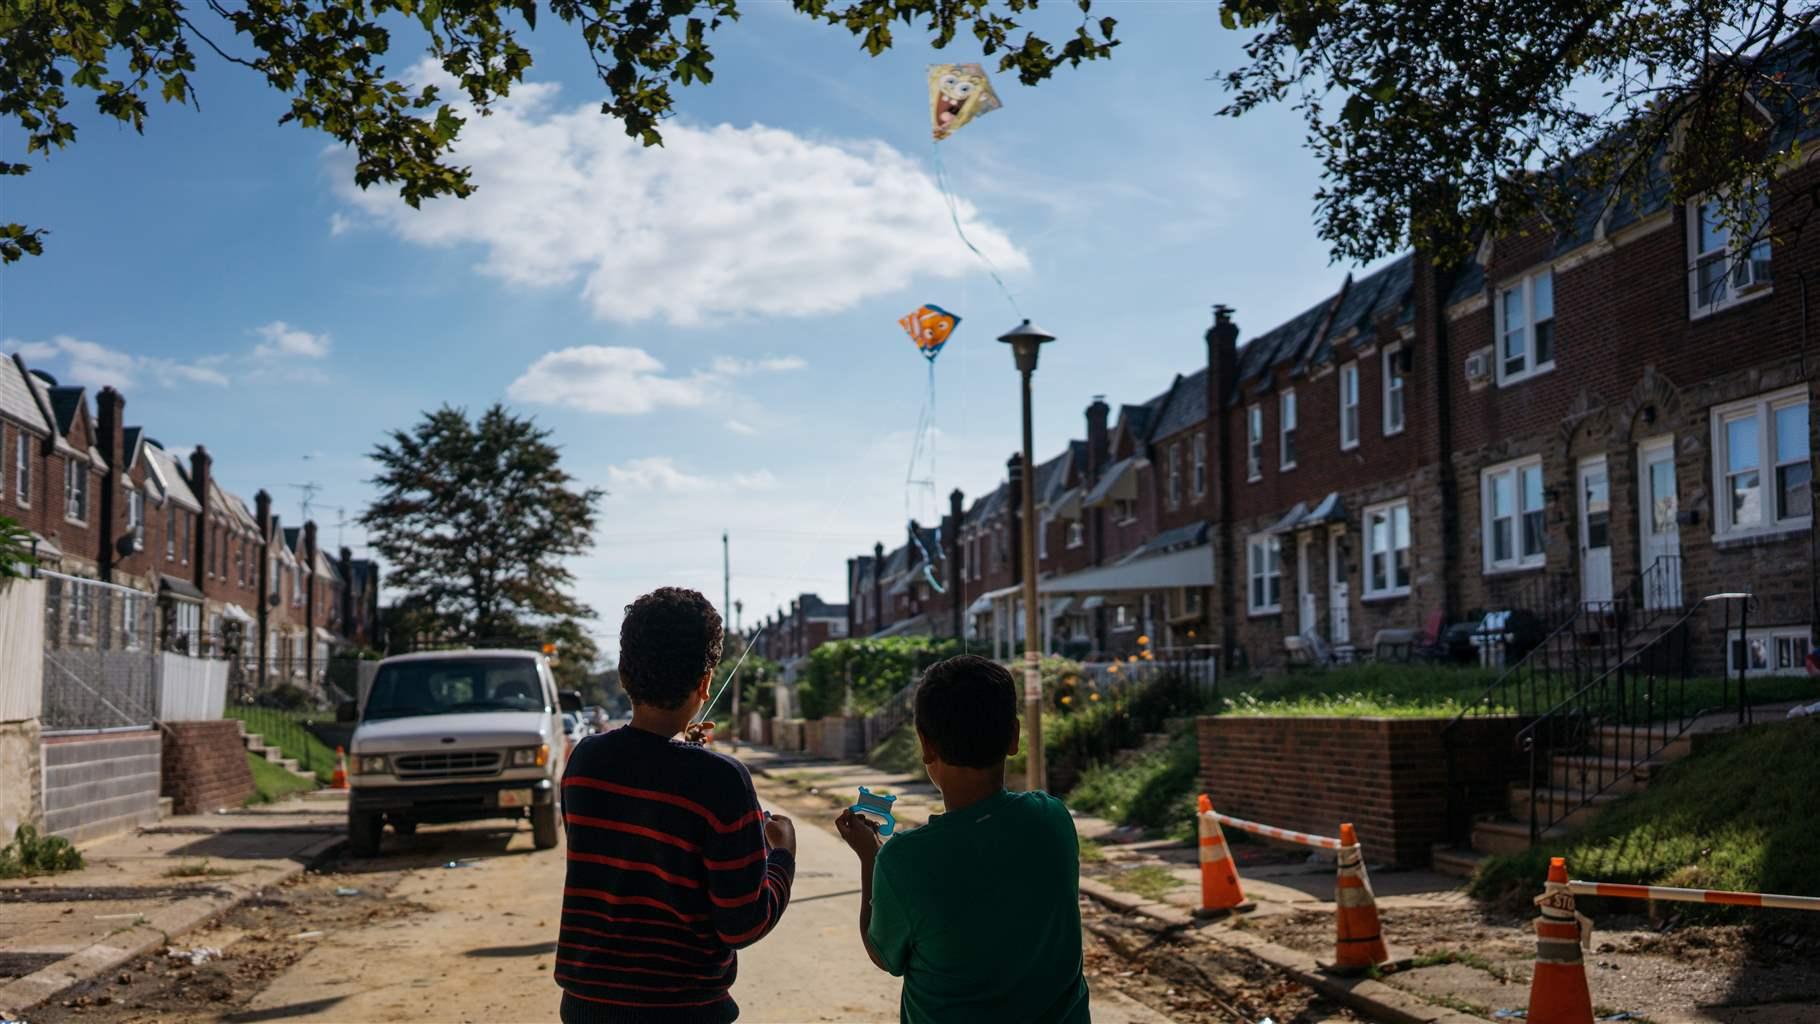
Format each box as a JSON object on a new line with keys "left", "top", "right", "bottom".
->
{"left": 331, "top": 746, "right": 349, "bottom": 790}
{"left": 1526, "top": 856, "right": 1595, "bottom": 1024}
{"left": 1329, "top": 823, "right": 1390, "bottom": 973}
{"left": 1193, "top": 795, "right": 1254, "bottom": 917}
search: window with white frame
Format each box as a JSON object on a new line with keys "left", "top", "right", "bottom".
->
{"left": 1497, "top": 270, "right": 1555, "bottom": 384}
{"left": 1727, "top": 626, "right": 1814, "bottom": 677}
{"left": 1712, "top": 387, "right": 1810, "bottom": 537}
{"left": 1482, "top": 457, "right": 1547, "bottom": 571}
{"left": 1113, "top": 497, "right": 1138, "bottom": 525}
{"left": 1339, "top": 362, "right": 1360, "bottom": 449}
{"left": 1280, "top": 389, "right": 1298, "bottom": 469}
{"left": 165, "top": 506, "right": 177, "bottom": 559}
{"left": 1691, "top": 188, "right": 1772, "bottom": 316}
{"left": 180, "top": 513, "right": 190, "bottom": 564}
{"left": 1066, "top": 521, "right": 1085, "bottom": 549}
{"left": 127, "top": 487, "right": 144, "bottom": 533}
{"left": 1247, "top": 533, "right": 1282, "bottom": 614}
{"left": 64, "top": 460, "right": 89, "bottom": 523}
{"left": 1247, "top": 404, "right": 1263, "bottom": 480}
{"left": 1113, "top": 605, "right": 1134, "bottom": 631}
{"left": 1167, "top": 442, "right": 1183, "bottom": 508}
{"left": 13, "top": 433, "right": 28, "bottom": 505}
{"left": 1363, "top": 500, "right": 1411, "bottom": 598}
{"left": 1383, "top": 342, "right": 1406, "bottom": 435}
{"left": 1038, "top": 513, "right": 1050, "bottom": 561}
{"left": 1192, "top": 434, "right": 1207, "bottom": 498}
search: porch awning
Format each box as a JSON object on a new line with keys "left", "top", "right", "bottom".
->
{"left": 872, "top": 614, "right": 930, "bottom": 638}
{"left": 1267, "top": 501, "right": 1310, "bottom": 535}
{"left": 1301, "top": 491, "right": 1347, "bottom": 527}
{"left": 29, "top": 532, "right": 63, "bottom": 561}
{"left": 222, "top": 603, "right": 254, "bottom": 623}
{"left": 1081, "top": 596, "right": 1106, "bottom": 610}
{"left": 158, "top": 574, "right": 203, "bottom": 602}
{"left": 314, "top": 626, "right": 338, "bottom": 643}
{"left": 1036, "top": 542, "right": 1215, "bottom": 595}
{"left": 1047, "top": 597, "right": 1076, "bottom": 620}
{"left": 966, "top": 593, "right": 995, "bottom": 616}
{"left": 1049, "top": 487, "right": 1084, "bottom": 521}
{"left": 1083, "top": 457, "right": 1140, "bottom": 507}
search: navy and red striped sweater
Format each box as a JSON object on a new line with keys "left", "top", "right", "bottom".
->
{"left": 557, "top": 726, "right": 794, "bottom": 1023}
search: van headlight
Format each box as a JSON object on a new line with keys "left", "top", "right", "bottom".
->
{"left": 355, "top": 754, "right": 389, "bottom": 775}
{"left": 509, "top": 745, "right": 549, "bottom": 768}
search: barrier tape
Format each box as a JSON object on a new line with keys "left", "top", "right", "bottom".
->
{"left": 1569, "top": 881, "right": 1820, "bottom": 912}
{"left": 1205, "top": 811, "right": 1340, "bottom": 850}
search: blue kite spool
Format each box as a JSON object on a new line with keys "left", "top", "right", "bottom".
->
{"left": 848, "top": 786, "right": 898, "bottom": 836}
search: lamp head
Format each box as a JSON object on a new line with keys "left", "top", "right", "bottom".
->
{"left": 996, "top": 319, "right": 1056, "bottom": 374}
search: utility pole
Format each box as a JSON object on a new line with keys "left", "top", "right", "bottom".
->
{"left": 724, "top": 530, "right": 737, "bottom": 746}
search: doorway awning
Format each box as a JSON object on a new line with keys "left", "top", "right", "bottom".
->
{"left": 1046, "top": 597, "right": 1076, "bottom": 620}
{"left": 158, "top": 574, "right": 204, "bottom": 602}
{"left": 1301, "top": 491, "right": 1347, "bottom": 528}
{"left": 1036, "top": 542, "right": 1215, "bottom": 595}
{"left": 1083, "top": 457, "right": 1140, "bottom": 507}
{"left": 1267, "top": 501, "right": 1310, "bottom": 535}
{"left": 1049, "top": 487, "right": 1084, "bottom": 521}
{"left": 222, "top": 603, "right": 254, "bottom": 624}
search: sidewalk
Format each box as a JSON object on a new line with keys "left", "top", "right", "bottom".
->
{"left": 0, "top": 793, "right": 345, "bottom": 1017}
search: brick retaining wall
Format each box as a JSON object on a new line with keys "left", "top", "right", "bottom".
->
{"left": 161, "top": 720, "right": 255, "bottom": 814}
{"left": 1197, "top": 714, "right": 1527, "bottom": 866}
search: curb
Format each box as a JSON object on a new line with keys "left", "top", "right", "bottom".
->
{"left": 1077, "top": 878, "right": 1487, "bottom": 1024}
{"left": 0, "top": 833, "right": 344, "bottom": 1017}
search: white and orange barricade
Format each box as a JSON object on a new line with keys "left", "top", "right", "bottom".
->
{"left": 1193, "top": 795, "right": 1254, "bottom": 916}
{"left": 1207, "top": 810, "right": 1341, "bottom": 850}
{"left": 1526, "top": 857, "right": 1595, "bottom": 1024}
{"left": 1568, "top": 880, "right": 1820, "bottom": 912}
{"left": 1330, "top": 823, "right": 1389, "bottom": 973}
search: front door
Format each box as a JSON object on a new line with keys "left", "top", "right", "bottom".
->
{"left": 1327, "top": 526, "right": 1351, "bottom": 647}
{"left": 1578, "top": 456, "right": 1614, "bottom": 606}
{"left": 1637, "top": 437, "right": 1683, "bottom": 610}
{"left": 1297, "top": 533, "right": 1316, "bottom": 635}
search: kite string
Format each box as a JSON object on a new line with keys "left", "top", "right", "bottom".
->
{"left": 932, "top": 142, "right": 1023, "bottom": 319}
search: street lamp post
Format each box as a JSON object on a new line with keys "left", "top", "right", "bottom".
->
{"left": 998, "top": 318, "right": 1056, "bottom": 793}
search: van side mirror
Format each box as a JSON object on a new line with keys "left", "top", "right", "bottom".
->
{"left": 559, "top": 690, "right": 583, "bottom": 714}
{"left": 337, "top": 700, "right": 358, "bottom": 723}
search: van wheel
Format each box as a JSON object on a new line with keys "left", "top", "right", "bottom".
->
{"left": 348, "top": 810, "right": 383, "bottom": 857}
{"left": 531, "top": 803, "right": 559, "bottom": 850}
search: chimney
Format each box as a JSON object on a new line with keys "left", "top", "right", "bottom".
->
{"left": 255, "top": 488, "right": 272, "bottom": 686}
{"left": 1006, "top": 454, "right": 1024, "bottom": 587}
{"left": 1206, "top": 306, "right": 1240, "bottom": 669}
{"left": 304, "top": 521, "right": 319, "bottom": 673}
{"left": 948, "top": 489, "right": 965, "bottom": 640}
{"left": 1086, "top": 396, "right": 1110, "bottom": 480}
{"left": 872, "top": 541, "right": 885, "bottom": 633}
{"left": 190, "top": 446, "right": 213, "bottom": 591}
{"left": 340, "top": 546, "right": 354, "bottom": 642}
{"left": 845, "top": 558, "right": 857, "bottom": 639}
{"left": 96, "top": 387, "right": 126, "bottom": 581}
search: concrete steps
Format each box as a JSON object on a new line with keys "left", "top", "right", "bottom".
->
{"left": 1506, "top": 784, "right": 1624, "bottom": 831}
{"left": 1470, "top": 818, "right": 1574, "bottom": 857}
{"left": 1430, "top": 845, "right": 1487, "bottom": 880}
{"left": 235, "top": 725, "right": 320, "bottom": 782}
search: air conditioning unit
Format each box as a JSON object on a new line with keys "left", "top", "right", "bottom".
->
{"left": 1465, "top": 350, "right": 1492, "bottom": 383}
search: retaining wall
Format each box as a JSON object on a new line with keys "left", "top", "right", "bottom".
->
{"left": 161, "top": 720, "right": 255, "bottom": 814}
{"left": 0, "top": 719, "right": 42, "bottom": 837}
{"left": 1197, "top": 714, "right": 1527, "bottom": 866}
{"left": 42, "top": 730, "right": 163, "bottom": 843}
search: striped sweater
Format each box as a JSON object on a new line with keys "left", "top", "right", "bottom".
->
{"left": 557, "top": 726, "right": 794, "bottom": 1023}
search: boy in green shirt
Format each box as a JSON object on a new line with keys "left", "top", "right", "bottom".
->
{"left": 835, "top": 655, "right": 1091, "bottom": 1024}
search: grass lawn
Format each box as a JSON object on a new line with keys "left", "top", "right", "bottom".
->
{"left": 1219, "top": 662, "right": 1506, "bottom": 718}
{"left": 866, "top": 722, "right": 928, "bottom": 779}
{"left": 1106, "top": 865, "right": 1185, "bottom": 902}
{"left": 1066, "top": 726, "right": 1200, "bottom": 841}
{"left": 1472, "top": 716, "right": 1820, "bottom": 921}
{"left": 245, "top": 752, "right": 320, "bottom": 805}
{"left": 226, "top": 706, "right": 340, "bottom": 784}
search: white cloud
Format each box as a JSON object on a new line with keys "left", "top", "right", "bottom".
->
{"left": 508, "top": 346, "right": 713, "bottom": 415}
{"left": 7, "top": 336, "right": 230, "bottom": 390}
{"left": 329, "top": 212, "right": 354, "bottom": 236}
{"left": 253, "top": 321, "right": 331, "bottom": 359}
{"left": 708, "top": 355, "right": 807, "bottom": 376}
{"left": 732, "top": 470, "right": 779, "bottom": 490}
{"left": 607, "top": 457, "right": 712, "bottom": 494}
{"left": 330, "top": 66, "right": 1028, "bottom": 326}
{"left": 725, "top": 418, "right": 757, "bottom": 436}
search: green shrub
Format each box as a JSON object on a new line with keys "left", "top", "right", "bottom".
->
{"left": 255, "top": 682, "right": 317, "bottom": 712}
{"left": 0, "top": 514, "right": 36, "bottom": 579}
{"left": 1067, "top": 727, "right": 1200, "bottom": 839}
{"left": 798, "top": 636, "right": 963, "bottom": 719}
{"left": 0, "top": 824, "right": 83, "bottom": 878}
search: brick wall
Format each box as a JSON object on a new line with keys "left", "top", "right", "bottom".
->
{"left": 42, "top": 730, "right": 162, "bottom": 843}
{"left": 160, "top": 720, "right": 255, "bottom": 814}
{"left": 1197, "top": 714, "right": 1527, "bottom": 866}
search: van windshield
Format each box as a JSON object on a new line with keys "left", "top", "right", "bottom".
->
{"left": 365, "top": 658, "right": 547, "bottom": 721}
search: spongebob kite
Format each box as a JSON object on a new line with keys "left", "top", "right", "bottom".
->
{"left": 928, "top": 64, "right": 1001, "bottom": 140}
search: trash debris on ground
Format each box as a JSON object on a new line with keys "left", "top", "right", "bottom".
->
{"left": 292, "top": 931, "right": 324, "bottom": 940}
{"left": 166, "top": 947, "right": 222, "bottom": 966}
{"left": 334, "top": 886, "right": 360, "bottom": 897}
{"left": 442, "top": 860, "right": 470, "bottom": 869}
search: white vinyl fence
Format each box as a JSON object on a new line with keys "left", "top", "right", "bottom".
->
{"left": 0, "top": 578, "right": 46, "bottom": 723}
{"left": 156, "top": 653, "right": 228, "bottom": 721}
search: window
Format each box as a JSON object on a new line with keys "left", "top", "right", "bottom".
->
{"left": 1167, "top": 442, "right": 1183, "bottom": 509}
{"left": 1113, "top": 497, "right": 1138, "bottom": 525}
{"left": 1364, "top": 500, "right": 1412, "bottom": 598}
{"left": 1246, "top": 405, "right": 1263, "bottom": 481}
{"left": 1066, "top": 521, "right": 1085, "bottom": 549}
{"left": 1497, "top": 270, "right": 1555, "bottom": 384}
{"left": 1339, "top": 362, "right": 1360, "bottom": 449}
{"left": 12, "top": 433, "right": 27, "bottom": 506}
{"left": 1482, "top": 457, "right": 1547, "bottom": 571}
{"left": 1038, "top": 513, "right": 1050, "bottom": 561}
{"left": 1113, "top": 604, "right": 1134, "bottom": 631}
{"left": 64, "top": 460, "right": 89, "bottom": 523}
{"left": 165, "top": 506, "right": 177, "bottom": 559}
{"left": 181, "top": 513, "right": 190, "bottom": 563}
{"left": 1247, "top": 533, "right": 1282, "bottom": 614}
{"left": 127, "top": 488, "right": 144, "bottom": 533}
{"left": 1691, "top": 189, "right": 1771, "bottom": 316}
{"left": 1280, "top": 389, "right": 1298, "bottom": 469}
{"left": 1383, "top": 342, "right": 1406, "bottom": 435}
{"left": 1727, "top": 626, "right": 1814, "bottom": 677}
{"left": 1712, "top": 388, "right": 1810, "bottom": 537}
{"left": 236, "top": 537, "right": 246, "bottom": 586}
{"left": 1192, "top": 434, "right": 1207, "bottom": 498}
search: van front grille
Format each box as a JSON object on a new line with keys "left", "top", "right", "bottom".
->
{"left": 393, "top": 751, "right": 502, "bottom": 779}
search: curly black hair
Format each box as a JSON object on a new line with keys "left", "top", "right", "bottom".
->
{"left": 619, "top": 587, "right": 724, "bottom": 710}
{"left": 914, "top": 654, "right": 1018, "bottom": 769}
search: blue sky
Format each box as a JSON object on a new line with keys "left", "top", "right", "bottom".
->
{"left": 2, "top": 2, "right": 1378, "bottom": 653}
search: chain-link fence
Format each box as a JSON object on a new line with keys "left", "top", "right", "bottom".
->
{"left": 40, "top": 571, "right": 157, "bottom": 733}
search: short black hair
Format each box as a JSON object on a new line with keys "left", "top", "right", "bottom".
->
{"left": 914, "top": 655, "right": 1017, "bottom": 769}
{"left": 619, "top": 588, "right": 723, "bottom": 709}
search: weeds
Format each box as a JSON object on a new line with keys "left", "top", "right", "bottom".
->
{"left": 163, "top": 859, "right": 242, "bottom": 879}
{"left": 1107, "top": 865, "right": 1185, "bottom": 902}
{"left": 0, "top": 824, "right": 83, "bottom": 879}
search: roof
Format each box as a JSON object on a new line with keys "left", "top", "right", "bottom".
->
{"left": 1083, "top": 456, "right": 1140, "bottom": 507}
{"left": 965, "top": 481, "right": 1009, "bottom": 528}
{"left": 211, "top": 482, "right": 260, "bottom": 533}
{"left": 21, "top": 373, "right": 84, "bottom": 460}
{"left": 47, "top": 386, "right": 84, "bottom": 437}
{"left": 0, "top": 355, "right": 53, "bottom": 434}
{"left": 1315, "top": 256, "right": 1415, "bottom": 361}
{"left": 1125, "top": 521, "right": 1209, "bottom": 561}
{"left": 142, "top": 443, "right": 201, "bottom": 512}
{"left": 120, "top": 427, "right": 144, "bottom": 474}
{"left": 1114, "top": 394, "right": 1165, "bottom": 447}
{"left": 1148, "top": 368, "right": 1209, "bottom": 442}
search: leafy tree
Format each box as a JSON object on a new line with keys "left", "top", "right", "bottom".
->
{"left": 361, "top": 403, "right": 602, "bottom": 650}
{"left": 0, "top": 515, "right": 36, "bottom": 580}
{"left": 1, "top": 0, "right": 1118, "bottom": 262}
{"left": 1218, "top": 0, "right": 1820, "bottom": 266}
{"left": 798, "top": 635, "right": 963, "bottom": 719}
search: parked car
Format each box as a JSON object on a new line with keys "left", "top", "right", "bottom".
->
{"left": 339, "top": 650, "right": 582, "bottom": 857}
{"left": 561, "top": 712, "right": 590, "bottom": 755}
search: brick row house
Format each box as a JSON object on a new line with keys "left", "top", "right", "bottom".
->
{"left": 2, "top": 353, "right": 384, "bottom": 684}
{"left": 840, "top": 184, "right": 1815, "bottom": 678}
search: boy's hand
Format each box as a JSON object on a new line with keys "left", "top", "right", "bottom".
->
{"left": 835, "top": 810, "right": 884, "bottom": 862}
{"left": 763, "top": 813, "right": 797, "bottom": 857}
